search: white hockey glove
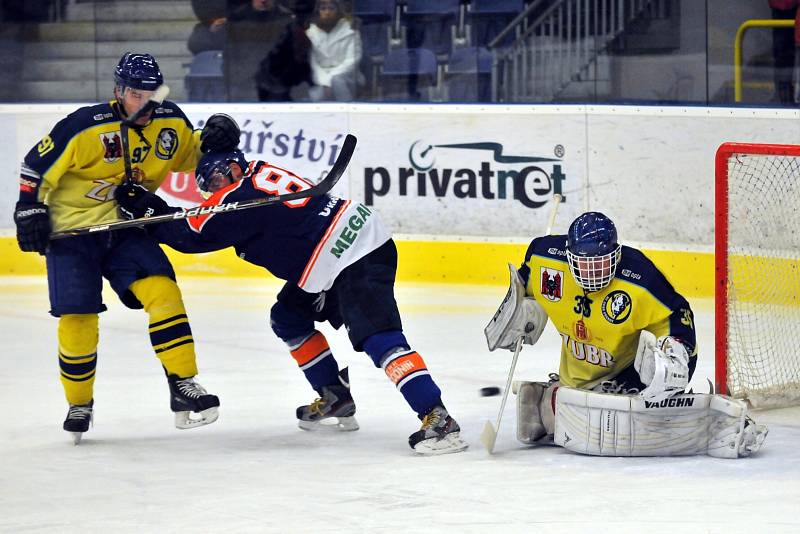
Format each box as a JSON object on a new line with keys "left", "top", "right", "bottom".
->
{"left": 484, "top": 263, "right": 548, "bottom": 352}
{"left": 634, "top": 331, "right": 690, "bottom": 403}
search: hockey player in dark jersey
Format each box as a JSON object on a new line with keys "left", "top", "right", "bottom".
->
{"left": 114, "top": 148, "right": 468, "bottom": 455}
{"left": 485, "top": 211, "right": 767, "bottom": 458}
{"left": 12, "top": 53, "right": 238, "bottom": 443}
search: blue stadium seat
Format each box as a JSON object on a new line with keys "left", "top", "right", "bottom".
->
{"left": 184, "top": 50, "right": 226, "bottom": 102}
{"left": 404, "top": 0, "right": 460, "bottom": 56}
{"left": 469, "top": 0, "right": 524, "bottom": 14}
{"left": 468, "top": 0, "right": 523, "bottom": 47}
{"left": 353, "top": 0, "right": 395, "bottom": 19}
{"left": 446, "top": 46, "right": 492, "bottom": 102}
{"left": 354, "top": 0, "right": 395, "bottom": 58}
{"left": 380, "top": 47, "right": 438, "bottom": 101}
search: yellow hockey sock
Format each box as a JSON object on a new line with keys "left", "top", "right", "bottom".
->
{"left": 129, "top": 275, "right": 198, "bottom": 378}
{"left": 58, "top": 314, "right": 99, "bottom": 406}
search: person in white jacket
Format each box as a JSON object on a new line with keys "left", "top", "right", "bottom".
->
{"left": 306, "top": 0, "right": 364, "bottom": 101}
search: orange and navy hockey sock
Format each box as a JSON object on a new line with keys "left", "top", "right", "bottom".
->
{"left": 364, "top": 331, "right": 442, "bottom": 415}
{"left": 288, "top": 330, "right": 340, "bottom": 392}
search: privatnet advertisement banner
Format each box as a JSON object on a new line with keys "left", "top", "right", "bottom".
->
{"left": 3, "top": 104, "right": 799, "bottom": 246}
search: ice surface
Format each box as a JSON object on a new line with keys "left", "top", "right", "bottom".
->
{"left": 1, "top": 277, "right": 798, "bottom": 533}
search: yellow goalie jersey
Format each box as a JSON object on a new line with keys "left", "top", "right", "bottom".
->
{"left": 21, "top": 100, "right": 201, "bottom": 232}
{"left": 518, "top": 235, "right": 697, "bottom": 389}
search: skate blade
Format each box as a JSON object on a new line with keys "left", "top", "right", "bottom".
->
{"left": 298, "top": 416, "right": 359, "bottom": 432}
{"left": 413, "top": 432, "right": 469, "bottom": 456}
{"left": 174, "top": 407, "right": 219, "bottom": 429}
{"left": 71, "top": 432, "right": 84, "bottom": 445}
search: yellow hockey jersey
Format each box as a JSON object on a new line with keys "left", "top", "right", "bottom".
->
{"left": 20, "top": 100, "right": 201, "bottom": 232}
{"left": 519, "top": 235, "right": 697, "bottom": 389}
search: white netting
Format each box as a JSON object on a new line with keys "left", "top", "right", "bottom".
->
{"left": 724, "top": 150, "right": 800, "bottom": 408}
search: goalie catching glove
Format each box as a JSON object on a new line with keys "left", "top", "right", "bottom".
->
{"left": 634, "top": 330, "right": 690, "bottom": 402}
{"left": 485, "top": 263, "right": 548, "bottom": 351}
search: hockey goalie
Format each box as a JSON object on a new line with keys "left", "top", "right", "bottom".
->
{"left": 485, "top": 211, "right": 768, "bottom": 458}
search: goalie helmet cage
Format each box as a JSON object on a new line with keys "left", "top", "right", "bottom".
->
{"left": 715, "top": 142, "right": 800, "bottom": 408}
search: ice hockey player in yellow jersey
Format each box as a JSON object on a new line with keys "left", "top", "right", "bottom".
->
{"left": 485, "top": 211, "right": 767, "bottom": 458}
{"left": 12, "top": 53, "right": 238, "bottom": 443}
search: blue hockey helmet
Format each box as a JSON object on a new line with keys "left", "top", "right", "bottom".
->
{"left": 566, "top": 211, "right": 622, "bottom": 292}
{"left": 195, "top": 149, "right": 249, "bottom": 195}
{"left": 114, "top": 53, "right": 164, "bottom": 90}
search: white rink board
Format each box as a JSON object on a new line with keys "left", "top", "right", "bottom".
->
{"left": 1, "top": 104, "right": 799, "bottom": 245}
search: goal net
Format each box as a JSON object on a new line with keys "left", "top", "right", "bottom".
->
{"left": 715, "top": 143, "right": 800, "bottom": 408}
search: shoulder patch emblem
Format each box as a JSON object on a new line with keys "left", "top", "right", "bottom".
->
{"left": 601, "top": 290, "right": 632, "bottom": 324}
{"left": 100, "top": 131, "right": 122, "bottom": 162}
{"left": 155, "top": 128, "right": 179, "bottom": 160}
{"left": 540, "top": 267, "right": 563, "bottom": 302}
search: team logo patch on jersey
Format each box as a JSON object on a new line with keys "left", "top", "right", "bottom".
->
{"left": 573, "top": 319, "right": 591, "bottom": 341}
{"left": 155, "top": 128, "right": 178, "bottom": 160}
{"left": 540, "top": 267, "right": 563, "bottom": 301}
{"left": 100, "top": 132, "right": 122, "bottom": 162}
{"left": 601, "top": 290, "right": 632, "bottom": 324}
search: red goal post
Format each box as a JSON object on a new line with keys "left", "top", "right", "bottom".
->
{"left": 715, "top": 142, "right": 800, "bottom": 408}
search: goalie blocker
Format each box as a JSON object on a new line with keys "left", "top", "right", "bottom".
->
{"left": 515, "top": 383, "right": 768, "bottom": 458}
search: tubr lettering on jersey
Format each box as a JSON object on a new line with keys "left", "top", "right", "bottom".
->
{"left": 560, "top": 333, "right": 614, "bottom": 367}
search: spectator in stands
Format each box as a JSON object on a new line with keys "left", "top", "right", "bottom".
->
{"left": 188, "top": 0, "right": 227, "bottom": 55}
{"left": 226, "top": 0, "right": 294, "bottom": 101}
{"left": 306, "top": 0, "right": 364, "bottom": 101}
{"left": 769, "top": 0, "right": 798, "bottom": 104}
{"left": 256, "top": 0, "right": 315, "bottom": 101}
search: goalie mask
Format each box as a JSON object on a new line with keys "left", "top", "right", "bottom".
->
{"left": 195, "top": 150, "right": 249, "bottom": 196}
{"left": 566, "top": 211, "right": 621, "bottom": 292}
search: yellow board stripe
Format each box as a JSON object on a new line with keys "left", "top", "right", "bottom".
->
{"left": 0, "top": 236, "right": 715, "bottom": 297}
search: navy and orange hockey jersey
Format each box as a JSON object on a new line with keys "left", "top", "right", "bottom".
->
{"left": 518, "top": 234, "right": 697, "bottom": 389}
{"left": 152, "top": 160, "right": 392, "bottom": 293}
{"left": 20, "top": 100, "right": 201, "bottom": 232}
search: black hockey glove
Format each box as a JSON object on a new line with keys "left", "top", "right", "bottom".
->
{"left": 200, "top": 113, "right": 241, "bottom": 153}
{"left": 13, "top": 201, "right": 50, "bottom": 254}
{"left": 114, "top": 182, "right": 170, "bottom": 220}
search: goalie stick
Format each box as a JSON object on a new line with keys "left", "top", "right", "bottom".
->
{"left": 480, "top": 193, "right": 562, "bottom": 454}
{"left": 50, "top": 133, "right": 357, "bottom": 240}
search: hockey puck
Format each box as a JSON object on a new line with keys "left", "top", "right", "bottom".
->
{"left": 480, "top": 386, "right": 502, "bottom": 397}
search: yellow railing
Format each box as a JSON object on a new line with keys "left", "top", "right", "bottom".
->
{"left": 734, "top": 19, "right": 795, "bottom": 102}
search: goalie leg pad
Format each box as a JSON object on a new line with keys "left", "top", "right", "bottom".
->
{"left": 515, "top": 380, "right": 558, "bottom": 444}
{"left": 554, "top": 387, "right": 768, "bottom": 458}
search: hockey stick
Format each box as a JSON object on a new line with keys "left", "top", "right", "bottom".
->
{"left": 480, "top": 193, "right": 562, "bottom": 454}
{"left": 50, "top": 134, "right": 357, "bottom": 239}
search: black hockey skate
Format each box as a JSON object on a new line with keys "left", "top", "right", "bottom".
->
{"left": 63, "top": 400, "right": 93, "bottom": 445}
{"left": 409, "top": 405, "right": 468, "bottom": 455}
{"left": 296, "top": 367, "right": 358, "bottom": 431}
{"left": 167, "top": 374, "right": 220, "bottom": 429}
